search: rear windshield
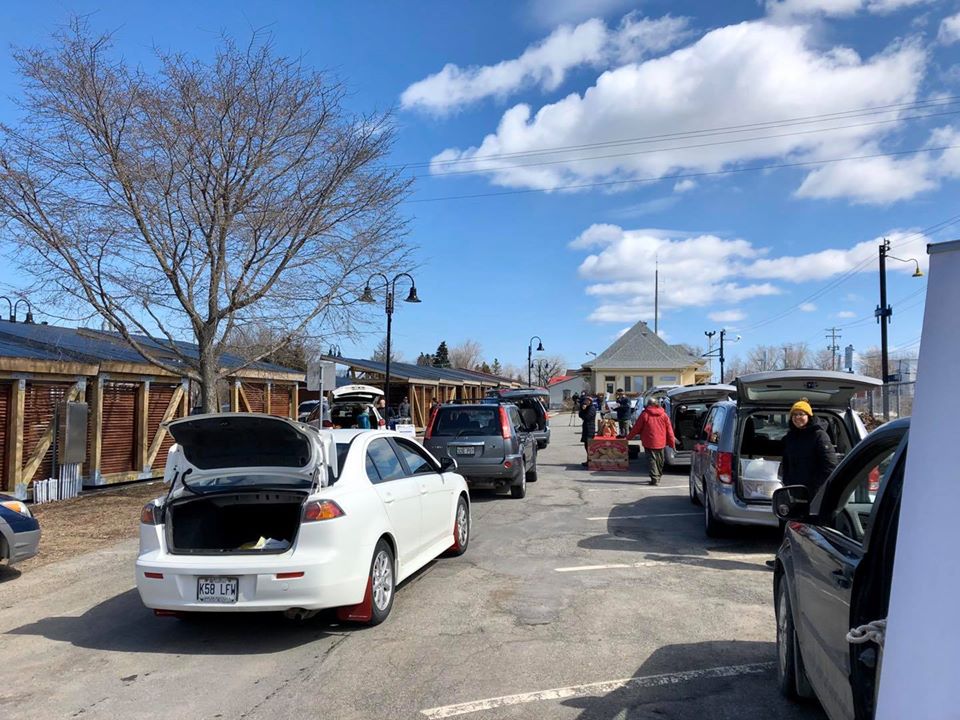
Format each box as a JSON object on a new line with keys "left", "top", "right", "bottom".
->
{"left": 432, "top": 407, "right": 500, "bottom": 437}
{"left": 330, "top": 402, "right": 376, "bottom": 429}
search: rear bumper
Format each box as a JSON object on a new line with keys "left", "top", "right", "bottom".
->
{"left": 710, "top": 484, "right": 778, "bottom": 528}
{"left": 458, "top": 456, "right": 523, "bottom": 485}
{"left": 664, "top": 447, "right": 691, "bottom": 466}
{"left": 135, "top": 548, "right": 367, "bottom": 612}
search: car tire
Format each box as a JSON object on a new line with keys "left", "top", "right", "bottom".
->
{"left": 689, "top": 473, "right": 701, "bottom": 506}
{"left": 368, "top": 539, "right": 395, "bottom": 626}
{"left": 776, "top": 578, "right": 814, "bottom": 700}
{"left": 511, "top": 461, "right": 527, "bottom": 499}
{"left": 446, "top": 496, "right": 470, "bottom": 557}
{"left": 704, "top": 488, "right": 724, "bottom": 537}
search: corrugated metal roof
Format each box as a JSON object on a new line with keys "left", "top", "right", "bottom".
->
{"left": 333, "top": 357, "right": 516, "bottom": 385}
{"left": 0, "top": 321, "right": 302, "bottom": 375}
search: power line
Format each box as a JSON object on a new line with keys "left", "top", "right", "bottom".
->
{"left": 406, "top": 143, "right": 960, "bottom": 204}
{"left": 412, "top": 107, "right": 960, "bottom": 179}
{"left": 399, "top": 95, "right": 960, "bottom": 171}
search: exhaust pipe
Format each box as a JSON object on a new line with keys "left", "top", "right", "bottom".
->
{"left": 284, "top": 608, "right": 319, "bottom": 621}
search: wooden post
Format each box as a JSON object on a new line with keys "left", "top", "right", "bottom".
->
{"left": 290, "top": 384, "right": 299, "bottom": 419}
{"left": 231, "top": 380, "right": 240, "bottom": 412}
{"left": 87, "top": 377, "right": 103, "bottom": 485}
{"left": 265, "top": 382, "right": 272, "bottom": 416}
{"left": 237, "top": 383, "right": 251, "bottom": 412}
{"left": 137, "top": 381, "right": 150, "bottom": 472}
{"left": 6, "top": 379, "right": 24, "bottom": 493}
{"left": 146, "top": 385, "right": 185, "bottom": 469}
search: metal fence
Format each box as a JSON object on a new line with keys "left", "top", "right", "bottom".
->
{"left": 851, "top": 382, "right": 916, "bottom": 421}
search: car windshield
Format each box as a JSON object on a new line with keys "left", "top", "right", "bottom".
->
{"left": 298, "top": 401, "right": 318, "bottom": 413}
{"left": 432, "top": 407, "right": 500, "bottom": 436}
{"left": 179, "top": 472, "right": 312, "bottom": 494}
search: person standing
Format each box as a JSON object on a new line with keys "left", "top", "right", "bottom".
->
{"left": 615, "top": 389, "right": 632, "bottom": 437}
{"left": 579, "top": 395, "right": 597, "bottom": 468}
{"left": 765, "top": 398, "right": 839, "bottom": 568}
{"left": 626, "top": 397, "right": 676, "bottom": 485}
{"left": 398, "top": 397, "right": 411, "bottom": 420}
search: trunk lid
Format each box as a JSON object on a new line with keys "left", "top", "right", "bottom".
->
{"left": 666, "top": 384, "right": 736, "bottom": 406}
{"left": 735, "top": 370, "right": 881, "bottom": 409}
{"left": 166, "top": 413, "right": 326, "bottom": 481}
{"left": 331, "top": 384, "right": 384, "bottom": 404}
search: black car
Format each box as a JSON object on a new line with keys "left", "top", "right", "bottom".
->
{"left": 772, "top": 418, "right": 909, "bottom": 720}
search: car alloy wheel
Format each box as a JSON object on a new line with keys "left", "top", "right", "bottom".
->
{"left": 455, "top": 501, "right": 469, "bottom": 548}
{"left": 371, "top": 547, "right": 393, "bottom": 613}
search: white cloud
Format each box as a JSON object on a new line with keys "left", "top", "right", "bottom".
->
{"left": 430, "top": 21, "right": 932, "bottom": 203}
{"left": 766, "top": 0, "right": 930, "bottom": 18}
{"left": 799, "top": 303, "right": 818, "bottom": 312}
{"left": 575, "top": 224, "right": 931, "bottom": 323}
{"left": 941, "top": 13, "right": 960, "bottom": 44}
{"left": 837, "top": 310, "right": 858, "bottom": 318}
{"left": 708, "top": 310, "right": 746, "bottom": 322}
{"left": 527, "top": 0, "right": 636, "bottom": 27}
{"left": 674, "top": 179, "right": 697, "bottom": 192}
{"left": 401, "top": 13, "right": 689, "bottom": 114}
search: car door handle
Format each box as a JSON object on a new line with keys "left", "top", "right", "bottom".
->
{"left": 832, "top": 570, "right": 851, "bottom": 589}
{"left": 420, "top": 484, "right": 429, "bottom": 495}
{"left": 382, "top": 492, "right": 395, "bottom": 504}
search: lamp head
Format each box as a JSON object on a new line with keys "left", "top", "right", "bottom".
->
{"left": 536, "top": 341, "right": 544, "bottom": 352}
{"left": 404, "top": 285, "right": 421, "bottom": 303}
{"left": 359, "top": 285, "right": 376, "bottom": 303}
{"left": 912, "top": 267, "right": 924, "bottom": 278}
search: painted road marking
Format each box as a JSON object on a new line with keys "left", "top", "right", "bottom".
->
{"left": 555, "top": 551, "right": 768, "bottom": 573}
{"left": 420, "top": 662, "right": 776, "bottom": 718}
{"left": 586, "top": 512, "right": 700, "bottom": 521}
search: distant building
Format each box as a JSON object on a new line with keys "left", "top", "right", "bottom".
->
{"left": 584, "top": 321, "right": 710, "bottom": 394}
{"left": 547, "top": 374, "right": 589, "bottom": 409}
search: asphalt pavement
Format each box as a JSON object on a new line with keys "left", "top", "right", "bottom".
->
{"left": 0, "top": 417, "right": 827, "bottom": 720}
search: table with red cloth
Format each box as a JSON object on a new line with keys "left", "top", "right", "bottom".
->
{"left": 588, "top": 437, "right": 629, "bottom": 471}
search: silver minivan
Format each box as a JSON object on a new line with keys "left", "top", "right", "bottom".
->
{"left": 689, "top": 370, "right": 881, "bottom": 536}
{"left": 663, "top": 384, "right": 737, "bottom": 467}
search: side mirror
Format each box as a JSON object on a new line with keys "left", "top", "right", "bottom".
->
{"left": 773, "top": 486, "right": 811, "bottom": 522}
{"left": 439, "top": 457, "right": 458, "bottom": 472}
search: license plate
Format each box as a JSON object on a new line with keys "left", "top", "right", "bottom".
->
{"left": 197, "top": 576, "right": 238, "bottom": 603}
{"left": 455, "top": 446, "right": 476, "bottom": 456}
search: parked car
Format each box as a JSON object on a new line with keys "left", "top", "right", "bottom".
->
{"left": 663, "top": 384, "right": 737, "bottom": 467}
{"left": 772, "top": 417, "right": 908, "bottom": 720}
{"left": 307, "top": 384, "right": 383, "bottom": 429}
{"left": 0, "top": 496, "right": 41, "bottom": 565}
{"left": 483, "top": 389, "right": 551, "bottom": 449}
{"left": 297, "top": 400, "right": 320, "bottom": 422}
{"left": 136, "top": 414, "right": 470, "bottom": 624}
{"left": 689, "top": 370, "right": 881, "bottom": 536}
{"left": 423, "top": 402, "right": 538, "bottom": 499}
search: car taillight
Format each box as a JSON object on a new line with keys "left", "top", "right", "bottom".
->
{"left": 499, "top": 407, "right": 512, "bottom": 439}
{"left": 715, "top": 451, "right": 734, "bottom": 484}
{"left": 868, "top": 466, "right": 880, "bottom": 493}
{"left": 140, "top": 503, "right": 163, "bottom": 525}
{"left": 544, "top": 411, "right": 550, "bottom": 421}
{"left": 302, "top": 499, "right": 345, "bottom": 522}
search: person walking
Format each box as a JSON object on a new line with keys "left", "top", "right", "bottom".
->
{"left": 615, "top": 389, "right": 632, "bottom": 437}
{"left": 765, "top": 398, "right": 839, "bottom": 567}
{"left": 626, "top": 397, "right": 676, "bottom": 485}
{"left": 579, "top": 395, "right": 597, "bottom": 467}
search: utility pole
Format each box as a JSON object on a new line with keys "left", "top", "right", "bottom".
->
{"left": 654, "top": 257, "right": 659, "bottom": 336}
{"left": 825, "top": 327, "right": 842, "bottom": 371}
{"left": 704, "top": 330, "right": 716, "bottom": 380}
{"left": 876, "top": 239, "right": 892, "bottom": 420}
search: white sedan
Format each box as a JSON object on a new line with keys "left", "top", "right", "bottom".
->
{"left": 136, "top": 414, "right": 470, "bottom": 625}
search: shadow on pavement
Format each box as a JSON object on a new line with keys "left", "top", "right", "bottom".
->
{"left": 578, "top": 492, "right": 780, "bottom": 570}
{"left": 0, "top": 564, "right": 23, "bottom": 583}
{"left": 6, "top": 588, "right": 351, "bottom": 655}
{"left": 563, "top": 640, "right": 826, "bottom": 719}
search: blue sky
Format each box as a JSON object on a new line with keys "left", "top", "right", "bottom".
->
{"left": 1, "top": 0, "right": 958, "bottom": 374}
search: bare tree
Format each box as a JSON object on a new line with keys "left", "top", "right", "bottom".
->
{"left": 225, "top": 322, "right": 310, "bottom": 371}
{"left": 812, "top": 347, "right": 838, "bottom": 371}
{"left": 857, "top": 346, "right": 886, "bottom": 379}
{"left": 780, "top": 343, "right": 811, "bottom": 369}
{"left": 0, "top": 21, "right": 410, "bottom": 410}
{"left": 532, "top": 354, "right": 566, "bottom": 386}
{"left": 746, "top": 345, "right": 779, "bottom": 372}
{"left": 449, "top": 340, "right": 483, "bottom": 370}
{"left": 371, "top": 336, "right": 403, "bottom": 364}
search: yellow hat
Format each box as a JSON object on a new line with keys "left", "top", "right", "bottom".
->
{"left": 791, "top": 398, "right": 813, "bottom": 417}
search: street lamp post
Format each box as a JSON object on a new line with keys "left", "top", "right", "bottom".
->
{"left": 527, "top": 336, "right": 544, "bottom": 387}
{"left": 876, "top": 238, "right": 924, "bottom": 421}
{"left": 702, "top": 329, "right": 739, "bottom": 382}
{"left": 360, "top": 273, "right": 421, "bottom": 414}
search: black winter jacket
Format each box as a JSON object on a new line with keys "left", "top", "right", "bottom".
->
{"left": 780, "top": 418, "right": 838, "bottom": 495}
{"left": 579, "top": 403, "right": 597, "bottom": 441}
{"left": 616, "top": 396, "right": 632, "bottom": 421}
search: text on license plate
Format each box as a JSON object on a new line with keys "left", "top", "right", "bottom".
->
{"left": 455, "top": 446, "right": 476, "bottom": 456}
{"left": 197, "top": 576, "right": 239, "bottom": 603}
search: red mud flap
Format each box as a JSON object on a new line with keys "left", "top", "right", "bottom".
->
{"left": 336, "top": 576, "right": 373, "bottom": 623}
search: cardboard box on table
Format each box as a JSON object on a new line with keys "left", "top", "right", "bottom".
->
{"left": 588, "top": 437, "right": 628, "bottom": 471}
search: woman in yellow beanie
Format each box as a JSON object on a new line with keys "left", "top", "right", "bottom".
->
{"left": 781, "top": 397, "right": 838, "bottom": 497}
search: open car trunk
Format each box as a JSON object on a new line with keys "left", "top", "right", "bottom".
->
{"left": 166, "top": 490, "right": 306, "bottom": 554}
{"left": 669, "top": 385, "right": 736, "bottom": 453}
{"left": 512, "top": 398, "right": 546, "bottom": 432}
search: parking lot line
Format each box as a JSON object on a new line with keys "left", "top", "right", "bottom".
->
{"left": 586, "top": 512, "right": 700, "bottom": 521}
{"left": 420, "top": 662, "right": 776, "bottom": 718}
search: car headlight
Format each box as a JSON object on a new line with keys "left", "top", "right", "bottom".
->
{"left": 1, "top": 500, "right": 32, "bottom": 518}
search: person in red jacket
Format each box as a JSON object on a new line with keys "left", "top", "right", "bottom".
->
{"left": 626, "top": 397, "right": 677, "bottom": 485}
